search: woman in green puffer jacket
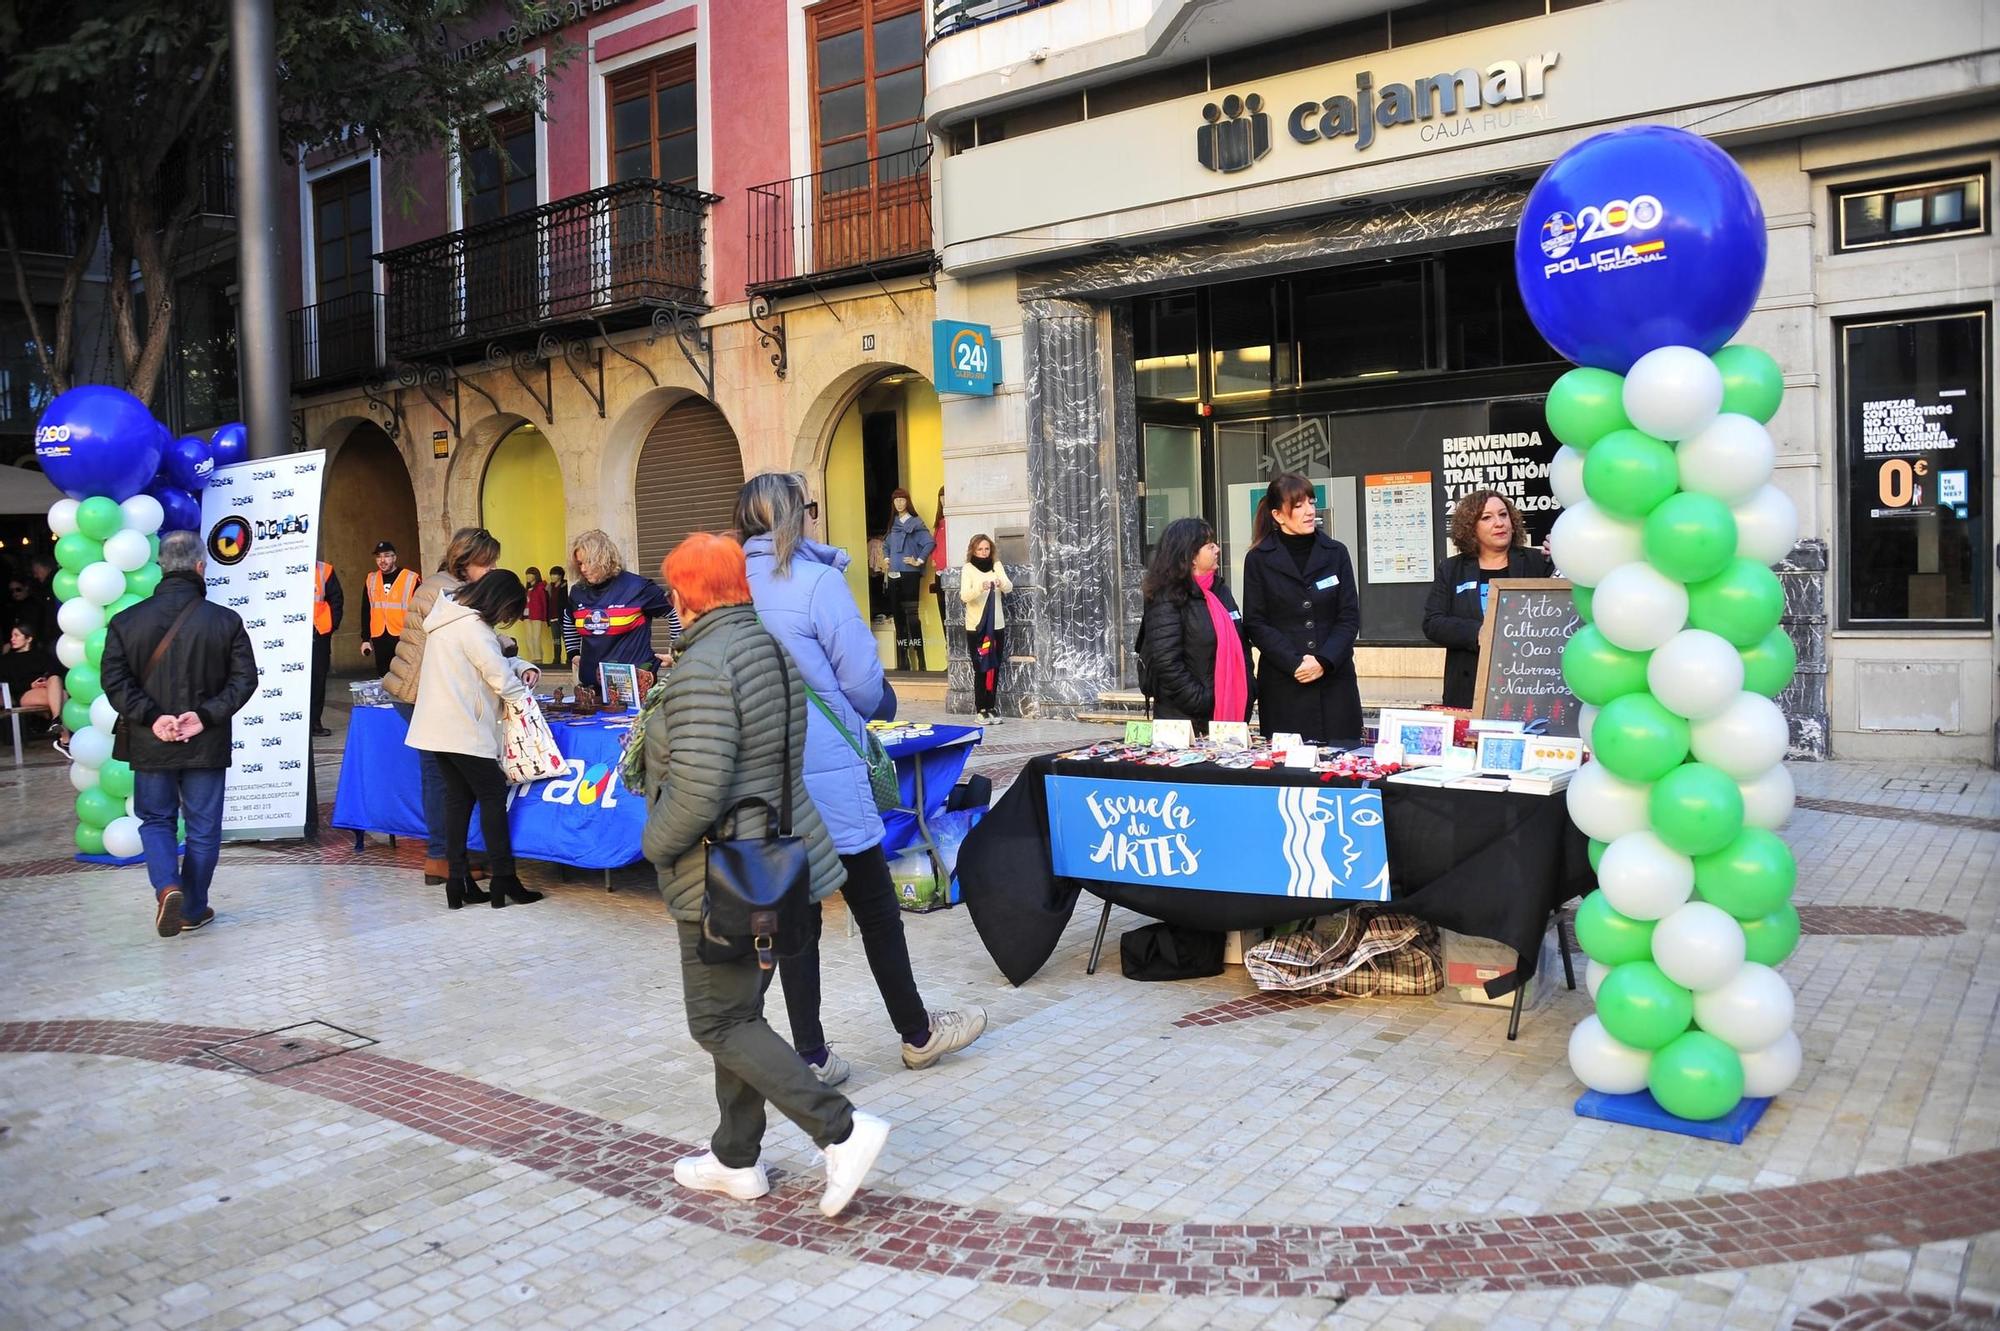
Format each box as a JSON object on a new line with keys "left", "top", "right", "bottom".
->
{"left": 634, "top": 533, "right": 890, "bottom": 1219}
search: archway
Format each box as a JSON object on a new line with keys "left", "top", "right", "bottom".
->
{"left": 822, "top": 368, "right": 946, "bottom": 673}
{"left": 632, "top": 396, "right": 744, "bottom": 584}
{"left": 479, "top": 423, "right": 570, "bottom": 585}
{"left": 321, "top": 421, "right": 419, "bottom": 674}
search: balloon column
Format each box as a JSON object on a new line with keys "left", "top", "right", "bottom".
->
{"left": 1514, "top": 127, "right": 1803, "bottom": 1122}
{"left": 34, "top": 387, "right": 222, "bottom": 860}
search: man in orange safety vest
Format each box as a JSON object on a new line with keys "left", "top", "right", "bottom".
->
{"left": 311, "top": 557, "right": 344, "bottom": 737}
{"left": 358, "top": 542, "right": 419, "bottom": 679}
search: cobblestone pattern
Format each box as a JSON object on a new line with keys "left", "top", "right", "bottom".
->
{"left": 1792, "top": 1292, "right": 2000, "bottom": 1330}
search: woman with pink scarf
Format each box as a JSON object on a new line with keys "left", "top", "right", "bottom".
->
{"left": 1136, "top": 518, "right": 1253, "bottom": 733}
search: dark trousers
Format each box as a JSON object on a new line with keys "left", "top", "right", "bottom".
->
{"left": 678, "top": 922, "right": 854, "bottom": 1168}
{"left": 966, "top": 626, "right": 1004, "bottom": 712}
{"left": 434, "top": 750, "right": 514, "bottom": 878}
{"left": 778, "top": 846, "right": 929, "bottom": 1052}
{"left": 134, "top": 767, "right": 226, "bottom": 918}
{"left": 393, "top": 702, "right": 451, "bottom": 859}
{"left": 888, "top": 575, "right": 925, "bottom": 672}
{"left": 369, "top": 632, "right": 399, "bottom": 678}
{"left": 310, "top": 632, "right": 331, "bottom": 729}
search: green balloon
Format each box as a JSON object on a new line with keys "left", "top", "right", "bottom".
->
{"left": 84, "top": 627, "right": 108, "bottom": 666}
{"left": 1590, "top": 693, "right": 1692, "bottom": 783}
{"left": 1688, "top": 558, "right": 1785, "bottom": 648}
{"left": 1545, "top": 366, "right": 1632, "bottom": 450}
{"left": 1650, "top": 762, "right": 1746, "bottom": 856}
{"left": 1573, "top": 584, "right": 1594, "bottom": 626}
{"left": 148, "top": 533, "right": 161, "bottom": 560}
{"left": 1596, "top": 960, "right": 1694, "bottom": 1051}
{"left": 1693, "top": 827, "right": 1796, "bottom": 919}
{"left": 75, "top": 787, "right": 122, "bottom": 828}
{"left": 61, "top": 698, "right": 94, "bottom": 732}
{"left": 74, "top": 823, "right": 107, "bottom": 855}
{"left": 54, "top": 532, "right": 104, "bottom": 573}
{"left": 65, "top": 661, "right": 103, "bottom": 704}
{"left": 52, "top": 568, "right": 81, "bottom": 602}
{"left": 1583, "top": 428, "right": 1679, "bottom": 518}
{"left": 1643, "top": 492, "right": 1738, "bottom": 584}
{"left": 108, "top": 593, "right": 143, "bottom": 618}
{"left": 1739, "top": 626, "right": 1796, "bottom": 697}
{"left": 1587, "top": 837, "right": 1608, "bottom": 873}
{"left": 1712, "top": 345, "right": 1784, "bottom": 424}
{"left": 97, "top": 758, "right": 135, "bottom": 800}
{"left": 125, "top": 562, "right": 164, "bottom": 598}
{"left": 75, "top": 495, "right": 125, "bottom": 541}
{"left": 1740, "top": 903, "right": 1802, "bottom": 966}
{"left": 1575, "top": 890, "right": 1657, "bottom": 966}
{"left": 1561, "top": 626, "right": 1652, "bottom": 706}
{"left": 1648, "top": 1030, "right": 1745, "bottom": 1120}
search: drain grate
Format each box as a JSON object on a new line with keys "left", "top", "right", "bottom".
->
{"left": 1882, "top": 778, "right": 1970, "bottom": 795}
{"left": 202, "top": 1021, "right": 377, "bottom": 1075}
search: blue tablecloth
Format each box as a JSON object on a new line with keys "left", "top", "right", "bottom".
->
{"left": 331, "top": 707, "right": 980, "bottom": 871}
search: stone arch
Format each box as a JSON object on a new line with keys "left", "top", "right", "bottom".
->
{"left": 594, "top": 385, "right": 712, "bottom": 561}
{"left": 319, "top": 419, "right": 420, "bottom": 673}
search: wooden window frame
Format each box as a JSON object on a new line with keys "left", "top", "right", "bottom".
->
{"left": 463, "top": 110, "right": 538, "bottom": 225}
{"left": 807, "top": 0, "right": 923, "bottom": 178}
{"left": 607, "top": 48, "right": 699, "bottom": 188}
{"left": 310, "top": 164, "right": 373, "bottom": 304}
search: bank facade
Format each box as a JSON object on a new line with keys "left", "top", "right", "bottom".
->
{"left": 927, "top": 0, "right": 1998, "bottom": 761}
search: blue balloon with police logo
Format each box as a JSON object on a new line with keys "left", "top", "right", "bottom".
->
{"left": 148, "top": 480, "right": 202, "bottom": 534}
{"left": 164, "top": 434, "right": 217, "bottom": 491}
{"left": 1514, "top": 125, "right": 1766, "bottom": 374}
{"left": 32, "top": 386, "right": 167, "bottom": 502}
{"left": 209, "top": 422, "right": 248, "bottom": 469}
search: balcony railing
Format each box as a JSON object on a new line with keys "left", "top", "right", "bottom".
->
{"left": 379, "top": 178, "right": 717, "bottom": 360}
{"left": 746, "top": 144, "right": 934, "bottom": 294}
{"left": 933, "top": 0, "right": 1064, "bottom": 39}
{"left": 157, "top": 147, "right": 236, "bottom": 224}
{"left": 289, "top": 290, "right": 383, "bottom": 389}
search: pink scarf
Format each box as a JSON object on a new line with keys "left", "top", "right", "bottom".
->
{"left": 1196, "top": 571, "right": 1248, "bottom": 724}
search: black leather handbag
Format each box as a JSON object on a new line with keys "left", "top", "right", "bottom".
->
{"left": 698, "top": 636, "right": 811, "bottom": 970}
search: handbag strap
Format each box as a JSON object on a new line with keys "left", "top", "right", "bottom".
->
{"left": 141, "top": 597, "right": 204, "bottom": 696}
{"left": 802, "top": 678, "right": 868, "bottom": 761}
{"left": 711, "top": 624, "right": 796, "bottom": 840}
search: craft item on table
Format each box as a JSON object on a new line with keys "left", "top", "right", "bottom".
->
{"left": 1378, "top": 709, "right": 1454, "bottom": 765}
{"left": 1124, "top": 720, "right": 1154, "bottom": 746}
{"left": 1475, "top": 732, "right": 1533, "bottom": 776}
{"left": 1442, "top": 745, "right": 1478, "bottom": 772}
{"left": 1386, "top": 764, "right": 1458, "bottom": 787}
{"left": 1372, "top": 741, "right": 1405, "bottom": 767}
{"left": 1208, "top": 721, "right": 1251, "bottom": 749}
{"left": 1152, "top": 718, "right": 1195, "bottom": 750}
{"left": 1447, "top": 773, "right": 1516, "bottom": 792}
{"left": 1508, "top": 766, "right": 1576, "bottom": 795}
{"left": 1270, "top": 731, "right": 1303, "bottom": 753}
{"left": 1168, "top": 751, "right": 1210, "bottom": 767}
{"left": 1522, "top": 735, "right": 1587, "bottom": 771}
{"left": 597, "top": 662, "right": 640, "bottom": 711}
{"left": 1283, "top": 745, "right": 1320, "bottom": 770}
{"left": 1470, "top": 718, "right": 1528, "bottom": 733}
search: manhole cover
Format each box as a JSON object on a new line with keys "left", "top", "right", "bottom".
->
{"left": 202, "top": 1021, "right": 377, "bottom": 1075}
{"left": 1882, "top": 778, "right": 1969, "bottom": 795}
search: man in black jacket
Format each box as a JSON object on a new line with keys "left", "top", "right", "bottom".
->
{"left": 100, "top": 531, "right": 259, "bottom": 937}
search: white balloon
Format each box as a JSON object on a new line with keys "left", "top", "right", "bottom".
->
{"left": 1623, "top": 345, "right": 1725, "bottom": 441}
{"left": 1693, "top": 962, "right": 1794, "bottom": 1052}
{"left": 57, "top": 597, "right": 106, "bottom": 639}
{"left": 1651, "top": 901, "right": 1747, "bottom": 991}
{"left": 1739, "top": 1030, "right": 1803, "bottom": 1098}
{"left": 1592, "top": 562, "right": 1689, "bottom": 652}
{"left": 1675, "top": 414, "right": 1775, "bottom": 505}
{"left": 1585, "top": 957, "right": 1612, "bottom": 1000}
{"left": 1566, "top": 762, "right": 1654, "bottom": 843}
{"left": 1578, "top": 703, "right": 1600, "bottom": 748}
{"left": 103, "top": 529, "right": 151, "bottom": 573}
{"left": 1549, "top": 445, "right": 1587, "bottom": 509}
{"left": 56, "top": 633, "right": 88, "bottom": 669}
{"left": 89, "top": 693, "right": 118, "bottom": 734}
{"left": 48, "top": 497, "right": 81, "bottom": 537}
{"left": 125, "top": 795, "right": 135, "bottom": 818}
{"left": 1646, "top": 630, "right": 1744, "bottom": 721}
{"left": 102, "top": 815, "right": 145, "bottom": 860}
{"left": 1690, "top": 692, "right": 1790, "bottom": 780}
{"left": 1738, "top": 762, "right": 1796, "bottom": 830}
{"left": 1731, "top": 485, "right": 1799, "bottom": 566}
{"left": 1548, "top": 500, "right": 1644, "bottom": 587}
{"left": 1598, "top": 829, "right": 1696, "bottom": 921}
{"left": 119, "top": 493, "right": 165, "bottom": 536}
{"left": 77, "top": 561, "right": 127, "bottom": 607}
{"left": 68, "top": 761, "right": 101, "bottom": 793}
{"left": 69, "top": 725, "right": 113, "bottom": 768}
{"left": 1568, "top": 1014, "right": 1654, "bottom": 1095}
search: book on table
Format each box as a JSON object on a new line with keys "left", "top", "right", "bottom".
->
{"left": 1446, "top": 773, "right": 1516, "bottom": 792}
{"left": 1507, "top": 766, "right": 1576, "bottom": 795}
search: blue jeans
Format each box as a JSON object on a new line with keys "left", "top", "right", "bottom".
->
{"left": 392, "top": 701, "right": 448, "bottom": 859}
{"left": 133, "top": 767, "right": 227, "bottom": 920}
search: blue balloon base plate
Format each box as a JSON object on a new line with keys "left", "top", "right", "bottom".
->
{"left": 74, "top": 848, "right": 179, "bottom": 867}
{"left": 1574, "top": 1089, "right": 1772, "bottom": 1144}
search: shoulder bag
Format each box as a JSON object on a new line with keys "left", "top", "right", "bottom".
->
{"left": 110, "top": 598, "right": 205, "bottom": 764}
{"left": 498, "top": 693, "right": 565, "bottom": 785}
{"left": 803, "top": 680, "right": 900, "bottom": 812}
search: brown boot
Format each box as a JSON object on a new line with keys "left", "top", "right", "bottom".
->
{"left": 424, "top": 857, "right": 449, "bottom": 886}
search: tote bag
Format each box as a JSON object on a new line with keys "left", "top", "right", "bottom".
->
{"left": 498, "top": 695, "right": 566, "bottom": 785}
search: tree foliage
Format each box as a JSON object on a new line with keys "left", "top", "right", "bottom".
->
{"left": 0, "top": 0, "right": 562, "bottom": 408}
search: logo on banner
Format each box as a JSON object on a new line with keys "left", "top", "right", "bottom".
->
{"left": 207, "top": 516, "right": 253, "bottom": 565}
{"left": 509, "top": 758, "right": 623, "bottom": 810}
{"left": 1541, "top": 194, "right": 1667, "bottom": 279}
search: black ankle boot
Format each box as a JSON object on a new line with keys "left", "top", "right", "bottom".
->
{"left": 445, "top": 876, "right": 474, "bottom": 910}
{"left": 460, "top": 878, "right": 490, "bottom": 904}
{"left": 492, "top": 874, "right": 543, "bottom": 905}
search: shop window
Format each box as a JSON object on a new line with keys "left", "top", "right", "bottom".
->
{"left": 1838, "top": 308, "right": 1989, "bottom": 628}
{"left": 1087, "top": 63, "right": 1208, "bottom": 119}
{"left": 1441, "top": 244, "right": 1557, "bottom": 371}
{"left": 1140, "top": 424, "right": 1203, "bottom": 556}
{"left": 1294, "top": 260, "right": 1432, "bottom": 386}
{"left": 1835, "top": 171, "right": 1986, "bottom": 252}
{"left": 1210, "top": 278, "right": 1292, "bottom": 399}
{"left": 609, "top": 49, "right": 699, "bottom": 187}
{"left": 1134, "top": 290, "right": 1199, "bottom": 403}
{"left": 973, "top": 94, "right": 1085, "bottom": 146}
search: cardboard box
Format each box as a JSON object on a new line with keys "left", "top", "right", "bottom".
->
{"left": 1439, "top": 930, "right": 1562, "bottom": 1010}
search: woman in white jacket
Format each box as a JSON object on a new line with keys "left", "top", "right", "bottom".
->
{"left": 959, "top": 534, "right": 1012, "bottom": 723}
{"left": 406, "top": 569, "right": 542, "bottom": 910}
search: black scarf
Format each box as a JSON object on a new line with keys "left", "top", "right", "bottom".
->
{"left": 970, "top": 555, "right": 994, "bottom": 573}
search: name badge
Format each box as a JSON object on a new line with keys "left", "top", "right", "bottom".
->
{"left": 1229, "top": 610, "right": 1242, "bottom": 621}
{"left": 1315, "top": 574, "right": 1340, "bottom": 590}
{"left": 1456, "top": 580, "right": 1478, "bottom": 594}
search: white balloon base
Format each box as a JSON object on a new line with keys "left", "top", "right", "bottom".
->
{"left": 75, "top": 845, "right": 180, "bottom": 868}
{"left": 1574, "top": 1088, "right": 1772, "bottom": 1144}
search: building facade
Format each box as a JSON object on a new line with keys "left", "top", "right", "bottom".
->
{"left": 927, "top": 0, "right": 1998, "bottom": 761}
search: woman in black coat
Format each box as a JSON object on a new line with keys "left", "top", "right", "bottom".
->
{"left": 1423, "top": 490, "right": 1555, "bottom": 709}
{"left": 1137, "top": 518, "right": 1253, "bottom": 732}
{"left": 1239, "top": 472, "right": 1363, "bottom": 745}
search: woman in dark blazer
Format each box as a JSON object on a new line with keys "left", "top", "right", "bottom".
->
{"left": 1239, "top": 472, "right": 1363, "bottom": 745}
{"left": 1137, "top": 517, "right": 1254, "bottom": 732}
{"left": 1423, "top": 489, "right": 1555, "bottom": 709}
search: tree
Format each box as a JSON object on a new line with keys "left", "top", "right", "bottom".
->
{"left": 0, "top": 1, "right": 564, "bottom": 409}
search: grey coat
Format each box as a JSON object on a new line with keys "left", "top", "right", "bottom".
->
{"left": 639, "top": 602, "right": 845, "bottom": 922}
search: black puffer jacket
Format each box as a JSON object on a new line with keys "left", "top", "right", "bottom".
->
{"left": 100, "top": 571, "right": 259, "bottom": 770}
{"left": 1137, "top": 579, "right": 1253, "bottom": 729}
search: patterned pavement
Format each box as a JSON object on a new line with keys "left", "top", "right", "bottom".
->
{"left": 0, "top": 698, "right": 1995, "bottom": 1329}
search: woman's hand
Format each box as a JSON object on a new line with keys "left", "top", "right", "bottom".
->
{"left": 1294, "top": 656, "right": 1325, "bottom": 684}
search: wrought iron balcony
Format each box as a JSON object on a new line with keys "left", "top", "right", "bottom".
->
{"left": 933, "top": 0, "right": 1064, "bottom": 39}
{"left": 289, "top": 291, "right": 384, "bottom": 389}
{"left": 378, "top": 178, "right": 717, "bottom": 361}
{"left": 746, "top": 144, "right": 934, "bottom": 295}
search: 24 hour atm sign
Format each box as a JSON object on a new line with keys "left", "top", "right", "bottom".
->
{"left": 933, "top": 320, "right": 1001, "bottom": 396}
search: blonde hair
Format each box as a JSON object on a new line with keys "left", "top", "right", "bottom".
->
{"left": 733, "top": 471, "right": 808, "bottom": 575}
{"left": 570, "top": 529, "right": 625, "bottom": 584}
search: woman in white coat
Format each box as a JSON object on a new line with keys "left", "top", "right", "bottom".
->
{"left": 958, "top": 533, "right": 1012, "bottom": 723}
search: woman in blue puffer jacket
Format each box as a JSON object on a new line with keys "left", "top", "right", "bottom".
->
{"left": 735, "top": 472, "right": 986, "bottom": 1087}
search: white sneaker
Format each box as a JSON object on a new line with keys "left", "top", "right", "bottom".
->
{"left": 901, "top": 1007, "right": 989, "bottom": 1070}
{"left": 812, "top": 1049, "right": 852, "bottom": 1088}
{"left": 673, "top": 1150, "right": 770, "bottom": 1201}
{"left": 820, "top": 1112, "right": 890, "bottom": 1218}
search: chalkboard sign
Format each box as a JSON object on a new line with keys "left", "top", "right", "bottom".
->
{"left": 1471, "top": 578, "right": 1583, "bottom": 736}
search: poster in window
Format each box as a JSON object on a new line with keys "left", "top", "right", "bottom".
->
{"left": 1362, "top": 472, "right": 1435, "bottom": 583}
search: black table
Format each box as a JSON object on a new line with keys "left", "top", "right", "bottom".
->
{"left": 958, "top": 756, "right": 1592, "bottom": 1035}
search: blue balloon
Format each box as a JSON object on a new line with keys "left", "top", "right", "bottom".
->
{"left": 32, "top": 386, "right": 167, "bottom": 502}
{"left": 209, "top": 422, "right": 248, "bottom": 469}
{"left": 148, "top": 481, "right": 202, "bottom": 534}
{"left": 1515, "top": 125, "right": 1767, "bottom": 374}
{"left": 164, "top": 434, "right": 217, "bottom": 491}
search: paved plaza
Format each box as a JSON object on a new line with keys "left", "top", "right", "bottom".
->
{"left": 1, "top": 697, "right": 1996, "bottom": 1331}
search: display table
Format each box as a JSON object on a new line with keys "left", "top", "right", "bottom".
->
{"left": 331, "top": 706, "right": 981, "bottom": 874}
{"left": 958, "top": 755, "right": 1591, "bottom": 1027}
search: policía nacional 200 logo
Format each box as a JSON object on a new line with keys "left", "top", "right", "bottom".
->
{"left": 207, "top": 515, "right": 253, "bottom": 565}
{"left": 1540, "top": 193, "right": 1668, "bottom": 278}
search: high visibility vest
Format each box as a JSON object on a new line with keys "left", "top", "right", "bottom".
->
{"left": 313, "top": 562, "right": 334, "bottom": 635}
{"left": 366, "top": 568, "right": 417, "bottom": 637}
